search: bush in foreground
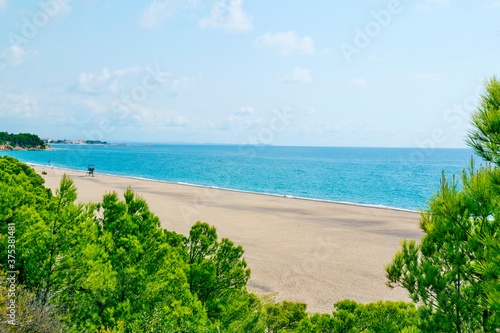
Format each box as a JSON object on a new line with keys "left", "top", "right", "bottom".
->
{"left": 386, "top": 77, "right": 500, "bottom": 332}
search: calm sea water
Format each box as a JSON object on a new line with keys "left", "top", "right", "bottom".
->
{"left": 1, "top": 144, "right": 475, "bottom": 211}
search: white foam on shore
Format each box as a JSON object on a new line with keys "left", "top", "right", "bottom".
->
{"left": 28, "top": 162, "right": 418, "bottom": 213}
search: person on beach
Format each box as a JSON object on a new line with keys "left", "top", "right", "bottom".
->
{"left": 87, "top": 165, "right": 95, "bottom": 177}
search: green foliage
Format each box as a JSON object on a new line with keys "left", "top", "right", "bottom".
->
{"left": 386, "top": 165, "right": 500, "bottom": 332}
{"left": 467, "top": 76, "right": 500, "bottom": 165}
{"left": 0, "top": 132, "right": 9, "bottom": 144}
{"left": 474, "top": 234, "right": 500, "bottom": 313}
{"left": 0, "top": 157, "right": 207, "bottom": 332}
{"left": 185, "top": 222, "right": 251, "bottom": 320}
{"left": 264, "top": 300, "right": 307, "bottom": 332}
{"left": 0, "top": 156, "right": 53, "bottom": 286}
{"left": 85, "top": 140, "right": 108, "bottom": 144}
{"left": 217, "top": 291, "right": 265, "bottom": 332}
{"left": 58, "top": 189, "right": 207, "bottom": 331}
{"left": 125, "top": 306, "right": 213, "bottom": 333}
{"left": 387, "top": 75, "right": 500, "bottom": 333}
{"left": 334, "top": 300, "right": 419, "bottom": 333}
{"left": 465, "top": 76, "right": 500, "bottom": 323}
{"left": 295, "top": 312, "right": 338, "bottom": 333}
{"left": 0, "top": 132, "right": 46, "bottom": 149}
{"left": 295, "top": 300, "right": 419, "bottom": 333}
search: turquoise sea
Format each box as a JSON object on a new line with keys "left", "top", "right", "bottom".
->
{"left": 1, "top": 144, "right": 475, "bottom": 211}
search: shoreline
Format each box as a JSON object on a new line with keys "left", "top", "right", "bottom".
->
{"left": 0, "top": 145, "right": 50, "bottom": 151}
{"left": 28, "top": 162, "right": 418, "bottom": 213}
{"left": 28, "top": 163, "right": 423, "bottom": 314}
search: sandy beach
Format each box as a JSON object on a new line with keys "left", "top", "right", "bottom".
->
{"left": 32, "top": 164, "right": 422, "bottom": 314}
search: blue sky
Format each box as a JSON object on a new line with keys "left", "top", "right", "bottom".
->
{"left": 0, "top": 0, "right": 499, "bottom": 147}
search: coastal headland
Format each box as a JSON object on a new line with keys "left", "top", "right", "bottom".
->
{"left": 32, "top": 164, "right": 422, "bottom": 314}
{"left": 0, "top": 145, "right": 48, "bottom": 151}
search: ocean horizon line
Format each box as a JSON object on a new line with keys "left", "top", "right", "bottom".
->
{"left": 48, "top": 142, "right": 473, "bottom": 150}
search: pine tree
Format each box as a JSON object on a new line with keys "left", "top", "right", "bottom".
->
{"left": 386, "top": 77, "right": 500, "bottom": 332}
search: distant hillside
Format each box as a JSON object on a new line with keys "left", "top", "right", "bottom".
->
{"left": 46, "top": 139, "right": 108, "bottom": 145}
{"left": 0, "top": 132, "right": 47, "bottom": 150}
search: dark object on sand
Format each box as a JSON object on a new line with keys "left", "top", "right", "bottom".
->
{"left": 87, "top": 165, "right": 95, "bottom": 177}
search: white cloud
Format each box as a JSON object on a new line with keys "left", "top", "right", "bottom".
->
{"left": 76, "top": 66, "right": 146, "bottom": 94}
{"left": 416, "top": 0, "right": 450, "bottom": 11}
{"left": 235, "top": 106, "right": 254, "bottom": 115}
{"left": 254, "top": 31, "right": 315, "bottom": 56}
{"left": 412, "top": 73, "right": 443, "bottom": 81}
{"left": 113, "top": 66, "right": 142, "bottom": 77}
{"left": 0, "top": 0, "right": 7, "bottom": 12}
{"left": 109, "top": 99, "right": 192, "bottom": 129}
{"left": 3, "top": 46, "right": 25, "bottom": 66}
{"left": 171, "top": 76, "right": 198, "bottom": 95}
{"left": 0, "top": 46, "right": 37, "bottom": 70}
{"left": 349, "top": 78, "right": 368, "bottom": 87}
{"left": 0, "top": 91, "right": 42, "bottom": 118}
{"left": 78, "top": 68, "right": 114, "bottom": 93}
{"left": 306, "top": 107, "right": 315, "bottom": 115}
{"left": 82, "top": 99, "right": 108, "bottom": 114}
{"left": 199, "top": 0, "right": 253, "bottom": 33}
{"left": 76, "top": 65, "right": 197, "bottom": 99}
{"left": 490, "top": 0, "right": 500, "bottom": 7}
{"left": 217, "top": 107, "right": 261, "bottom": 130}
{"left": 58, "top": 0, "right": 75, "bottom": 16}
{"left": 281, "top": 66, "right": 311, "bottom": 83}
{"left": 40, "top": 0, "right": 75, "bottom": 17}
{"left": 138, "top": 0, "right": 202, "bottom": 29}
{"left": 139, "top": 0, "right": 178, "bottom": 29}
{"left": 218, "top": 116, "right": 261, "bottom": 130}
{"left": 131, "top": 105, "right": 191, "bottom": 128}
